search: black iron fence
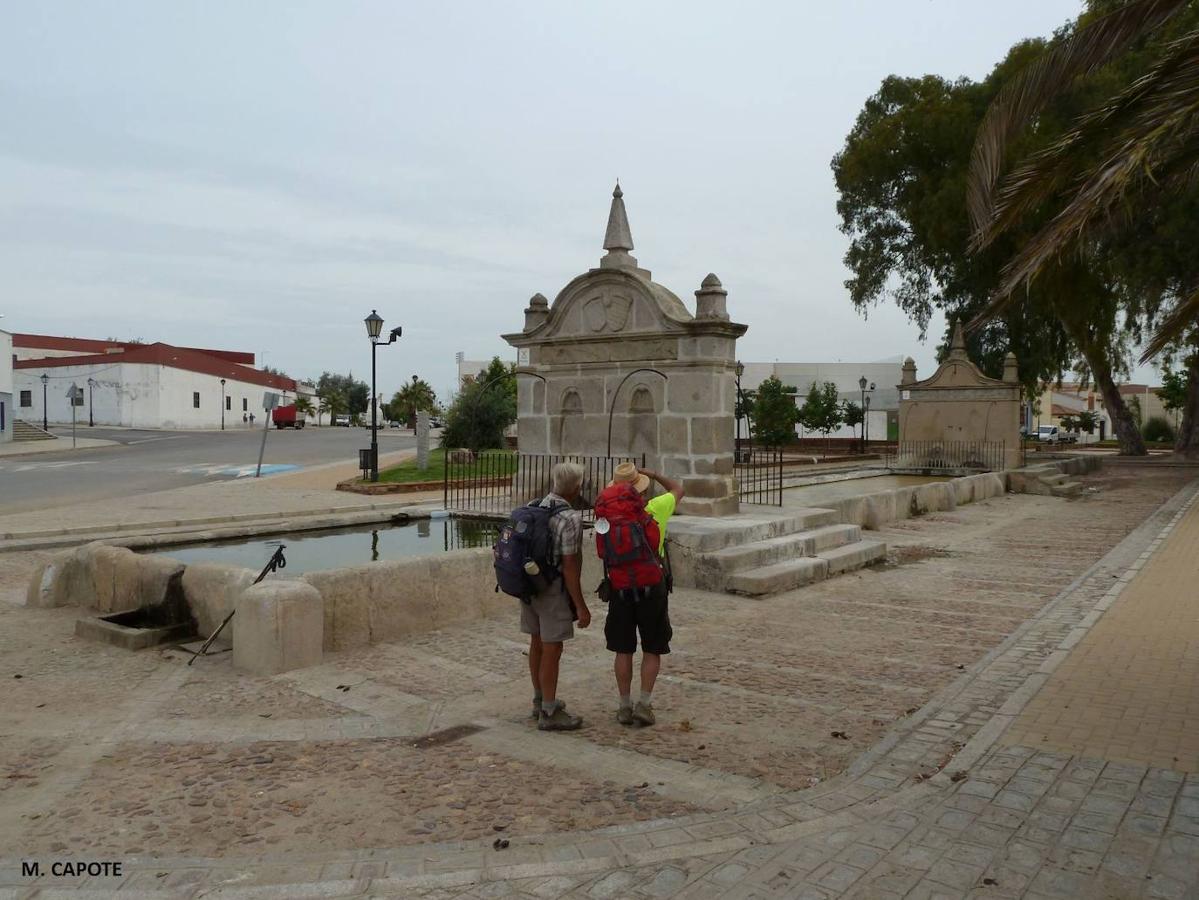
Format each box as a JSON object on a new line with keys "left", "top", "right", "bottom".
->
{"left": 735, "top": 444, "right": 784, "bottom": 506}
{"left": 442, "top": 451, "right": 644, "bottom": 522}
{"left": 885, "top": 440, "right": 1006, "bottom": 472}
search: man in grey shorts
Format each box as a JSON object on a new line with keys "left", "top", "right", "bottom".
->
{"left": 522, "top": 461, "right": 592, "bottom": 731}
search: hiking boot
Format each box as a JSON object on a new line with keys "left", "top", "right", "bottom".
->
{"left": 632, "top": 702, "right": 656, "bottom": 726}
{"left": 616, "top": 705, "right": 635, "bottom": 726}
{"left": 532, "top": 699, "right": 565, "bottom": 719}
{"left": 538, "top": 706, "right": 583, "bottom": 731}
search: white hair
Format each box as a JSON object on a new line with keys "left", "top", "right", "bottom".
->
{"left": 551, "top": 461, "right": 584, "bottom": 496}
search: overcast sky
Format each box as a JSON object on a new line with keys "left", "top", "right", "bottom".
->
{"left": 2, "top": 1, "right": 1090, "bottom": 399}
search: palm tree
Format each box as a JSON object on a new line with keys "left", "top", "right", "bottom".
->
{"left": 967, "top": 0, "right": 1196, "bottom": 359}
{"left": 386, "top": 376, "right": 438, "bottom": 431}
{"left": 294, "top": 395, "right": 315, "bottom": 423}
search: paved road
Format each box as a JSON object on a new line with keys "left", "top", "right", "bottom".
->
{"left": 0, "top": 426, "right": 418, "bottom": 514}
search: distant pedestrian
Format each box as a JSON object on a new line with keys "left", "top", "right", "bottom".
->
{"left": 249, "top": 413, "right": 255, "bottom": 425}
{"left": 243, "top": 413, "right": 248, "bottom": 424}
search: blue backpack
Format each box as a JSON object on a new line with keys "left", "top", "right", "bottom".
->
{"left": 493, "top": 498, "right": 568, "bottom": 602}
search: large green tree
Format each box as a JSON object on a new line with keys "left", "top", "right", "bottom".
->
{"left": 832, "top": 39, "right": 1148, "bottom": 454}
{"left": 968, "top": 0, "right": 1199, "bottom": 455}
{"left": 316, "top": 372, "right": 369, "bottom": 418}
{"left": 440, "top": 357, "right": 517, "bottom": 452}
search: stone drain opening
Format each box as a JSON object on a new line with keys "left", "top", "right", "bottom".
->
{"left": 75, "top": 572, "right": 197, "bottom": 650}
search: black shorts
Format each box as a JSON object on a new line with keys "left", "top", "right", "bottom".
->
{"left": 604, "top": 581, "right": 672, "bottom": 655}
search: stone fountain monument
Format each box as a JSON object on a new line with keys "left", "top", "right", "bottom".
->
{"left": 503, "top": 184, "right": 747, "bottom": 516}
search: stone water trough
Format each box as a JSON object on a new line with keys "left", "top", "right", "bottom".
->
{"left": 25, "top": 529, "right": 537, "bottom": 676}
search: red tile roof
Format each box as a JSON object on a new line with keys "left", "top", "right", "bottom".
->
{"left": 15, "top": 343, "right": 295, "bottom": 392}
{"left": 13, "top": 333, "right": 255, "bottom": 365}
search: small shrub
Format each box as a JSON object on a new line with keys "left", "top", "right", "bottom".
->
{"left": 1141, "top": 416, "right": 1176, "bottom": 444}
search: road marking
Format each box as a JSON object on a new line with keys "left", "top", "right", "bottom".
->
{"left": 174, "top": 463, "right": 300, "bottom": 478}
{"left": 127, "top": 435, "right": 189, "bottom": 445}
{"left": 0, "top": 461, "right": 99, "bottom": 472}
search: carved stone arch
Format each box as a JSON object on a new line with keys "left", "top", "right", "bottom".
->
{"left": 557, "top": 388, "right": 584, "bottom": 454}
{"left": 629, "top": 385, "right": 655, "bottom": 414}
{"left": 628, "top": 384, "right": 657, "bottom": 457}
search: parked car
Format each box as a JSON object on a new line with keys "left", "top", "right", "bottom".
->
{"left": 1035, "top": 425, "right": 1064, "bottom": 444}
{"left": 332, "top": 414, "right": 351, "bottom": 427}
{"left": 430, "top": 417, "right": 444, "bottom": 429}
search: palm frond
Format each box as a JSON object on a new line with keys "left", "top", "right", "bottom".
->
{"left": 1141, "top": 289, "right": 1199, "bottom": 360}
{"left": 996, "top": 34, "right": 1199, "bottom": 291}
{"left": 968, "top": 0, "right": 1186, "bottom": 247}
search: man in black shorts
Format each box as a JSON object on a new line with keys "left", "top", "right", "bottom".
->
{"left": 604, "top": 463, "right": 685, "bottom": 727}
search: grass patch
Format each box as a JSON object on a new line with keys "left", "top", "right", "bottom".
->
{"left": 377, "top": 447, "right": 517, "bottom": 484}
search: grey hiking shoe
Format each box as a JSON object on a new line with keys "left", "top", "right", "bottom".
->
{"left": 532, "top": 699, "right": 565, "bottom": 720}
{"left": 632, "top": 701, "right": 656, "bottom": 726}
{"left": 617, "top": 705, "right": 635, "bottom": 726}
{"left": 538, "top": 706, "right": 583, "bottom": 731}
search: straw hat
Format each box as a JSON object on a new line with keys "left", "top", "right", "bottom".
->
{"left": 609, "top": 461, "right": 650, "bottom": 493}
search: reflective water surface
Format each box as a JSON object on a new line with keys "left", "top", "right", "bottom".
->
{"left": 150, "top": 517, "right": 500, "bottom": 576}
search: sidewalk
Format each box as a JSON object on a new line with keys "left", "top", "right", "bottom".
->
{"left": 0, "top": 437, "right": 116, "bottom": 457}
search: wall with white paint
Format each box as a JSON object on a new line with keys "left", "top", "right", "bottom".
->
{"left": 14, "top": 363, "right": 288, "bottom": 429}
{"left": 0, "top": 330, "right": 12, "bottom": 442}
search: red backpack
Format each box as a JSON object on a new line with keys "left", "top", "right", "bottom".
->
{"left": 594, "top": 483, "right": 663, "bottom": 592}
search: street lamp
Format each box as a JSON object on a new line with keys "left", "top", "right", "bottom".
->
{"left": 865, "top": 382, "right": 876, "bottom": 448}
{"left": 364, "top": 310, "right": 401, "bottom": 482}
{"left": 87, "top": 377, "right": 95, "bottom": 427}
{"left": 220, "top": 378, "right": 226, "bottom": 431}
{"left": 858, "top": 375, "right": 867, "bottom": 452}
{"left": 735, "top": 361, "right": 746, "bottom": 458}
{"left": 40, "top": 373, "right": 49, "bottom": 431}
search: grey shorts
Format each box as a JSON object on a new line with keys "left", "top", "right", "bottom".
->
{"left": 519, "top": 582, "right": 575, "bottom": 643}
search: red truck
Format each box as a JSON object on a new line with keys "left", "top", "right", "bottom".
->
{"left": 271, "top": 404, "right": 306, "bottom": 429}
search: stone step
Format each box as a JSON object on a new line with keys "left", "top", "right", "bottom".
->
{"left": 707, "top": 532, "right": 815, "bottom": 572}
{"left": 669, "top": 508, "right": 841, "bottom": 553}
{"left": 705, "top": 524, "right": 860, "bottom": 573}
{"left": 1050, "top": 481, "right": 1083, "bottom": 498}
{"left": 1040, "top": 472, "right": 1069, "bottom": 485}
{"left": 817, "top": 539, "right": 888, "bottom": 575}
{"left": 12, "top": 419, "right": 57, "bottom": 442}
{"left": 727, "top": 557, "right": 829, "bottom": 597}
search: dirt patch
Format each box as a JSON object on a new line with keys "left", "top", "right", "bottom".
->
{"left": 18, "top": 737, "right": 694, "bottom": 857}
{"left": 883, "top": 545, "right": 952, "bottom": 568}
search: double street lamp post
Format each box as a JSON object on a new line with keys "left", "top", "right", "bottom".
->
{"left": 364, "top": 310, "right": 402, "bottom": 482}
{"left": 220, "top": 378, "right": 226, "bottom": 431}
{"left": 40, "top": 373, "right": 49, "bottom": 431}
{"left": 87, "top": 377, "right": 95, "bottom": 427}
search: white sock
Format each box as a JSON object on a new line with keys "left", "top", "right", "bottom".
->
{"left": 639, "top": 690, "right": 653, "bottom": 706}
{"left": 619, "top": 693, "right": 632, "bottom": 709}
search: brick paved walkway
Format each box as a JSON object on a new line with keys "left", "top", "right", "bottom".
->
{"left": 2, "top": 469, "right": 1198, "bottom": 898}
{"left": 1002, "top": 495, "right": 1199, "bottom": 773}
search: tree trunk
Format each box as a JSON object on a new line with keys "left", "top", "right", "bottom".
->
{"left": 1091, "top": 362, "right": 1147, "bottom": 456}
{"left": 1174, "top": 352, "right": 1199, "bottom": 458}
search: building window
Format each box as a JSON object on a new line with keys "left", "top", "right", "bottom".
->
{"left": 242, "top": 398, "right": 248, "bottom": 411}
{"left": 19, "top": 390, "right": 31, "bottom": 408}
{"left": 225, "top": 396, "right": 231, "bottom": 410}
{"left": 193, "top": 392, "right": 200, "bottom": 409}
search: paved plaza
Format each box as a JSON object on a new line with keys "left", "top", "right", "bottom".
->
{"left": 0, "top": 463, "right": 1197, "bottom": 897}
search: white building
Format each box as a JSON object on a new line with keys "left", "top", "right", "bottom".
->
{"left": 739, "top": 358, "right": 905, "bottom": 442}
{"left": 0, "top": 329, "right": 12, "bottom": 443}
{"left": 13, "top": 335, "right": 297, "bottom": 430}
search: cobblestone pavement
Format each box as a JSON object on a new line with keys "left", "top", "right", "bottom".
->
{"left": 0, "top": 467, "right": 1197, "bottom": 897}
